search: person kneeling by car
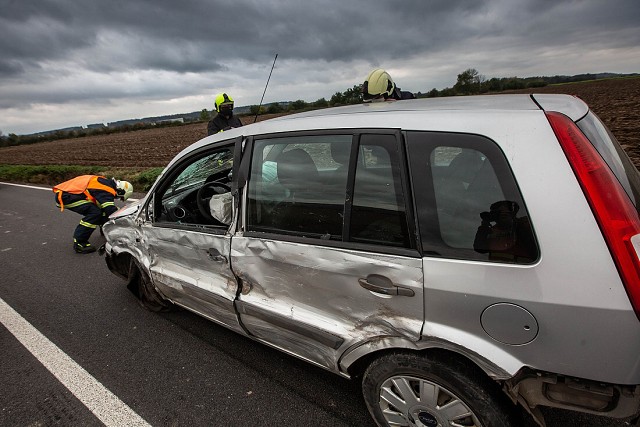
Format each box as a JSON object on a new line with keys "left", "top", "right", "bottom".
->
{"left": 53, "top": 175, "right": 133, "bottom": 254}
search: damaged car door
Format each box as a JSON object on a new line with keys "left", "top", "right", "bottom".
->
{"left": 143, "top": 140, "right": 243, "bottom": 332}
{"left": 232, "top": 131, "right": 424, "bottom": 371}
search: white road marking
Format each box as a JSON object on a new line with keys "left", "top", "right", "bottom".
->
{"left": 0, "top": 182, "right": 140, "bottom": 202}
{"left": 0, "top": 182, "right": 51, "bottom": 191}
{"left": 0, "top": 297, "right": 151, "bottom": 427}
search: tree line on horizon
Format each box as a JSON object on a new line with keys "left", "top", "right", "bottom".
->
{"left": 2, "top": 69, "right": 636, "bottom": 148}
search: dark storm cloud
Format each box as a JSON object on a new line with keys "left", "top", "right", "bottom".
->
{"left": 0, "top": 0, "right": 496, "bottom": 77}
{"left": 3, "top": 0, "right": 639, "bottom": 76}
{"left": 0, "top": 0, "right": 88, "bottom": 66}
{"left": 1, "top": 0, "right": 639, "bottom": 134}
{"left": 0, "top": 59, "right": 25, "bottom": 75}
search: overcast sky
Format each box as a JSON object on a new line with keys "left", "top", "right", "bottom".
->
{"left": 1, "top": 0, "right": 639, "bottom": 135}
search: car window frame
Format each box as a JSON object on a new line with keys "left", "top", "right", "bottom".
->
{"left": 238, "top": 129, "right": 421, "bottom": 258}
{"left": 405, "top": 130, "right": 540, "bottom": 264}
{"left": 142, "top": 137, "right": 242, "bottom": 235}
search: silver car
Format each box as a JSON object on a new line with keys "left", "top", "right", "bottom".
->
{"left": 103, "top": 95, "right": 640, "bottom": 426}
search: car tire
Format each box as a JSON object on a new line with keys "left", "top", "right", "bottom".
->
{"left": 362, "top": 352, "right": 517, "bottom": 427}
{"left": 128, "top": 261, "right": 174, "bottom": 312}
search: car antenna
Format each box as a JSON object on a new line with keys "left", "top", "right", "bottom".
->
{"left": 254, "top": 54, "right": 278, "bottom": 123}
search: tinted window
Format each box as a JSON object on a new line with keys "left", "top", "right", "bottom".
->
{"left": 246, "top": 132, "right": 413, "bottom": 249}
{"left": 407, "top": 131, "right": 538, "bottom": 263}
{"left": 247, "top": 135, "right": 351, "bottom": 239}
{"left": 350, "top": 134, "right": 410, "bottom": 247}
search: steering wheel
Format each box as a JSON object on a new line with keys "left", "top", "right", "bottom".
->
{"left": 197, "top": 182, "right": 231, "bottom": 222}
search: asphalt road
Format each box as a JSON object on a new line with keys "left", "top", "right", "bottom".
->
{"left": 0, "top": 182, "right": 631, "bottom": 427}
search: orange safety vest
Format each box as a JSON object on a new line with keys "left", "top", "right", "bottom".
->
{"left": 52, "top": 175, "right": 117, "bottom": 211}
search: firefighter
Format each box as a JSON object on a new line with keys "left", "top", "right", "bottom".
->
{"left": 207, "top": 92, "right": 243, "bottom": 135}
{"left": 362, "top": 68, "right": 416, "bottom": 102}
{"left": 53, "top": 175, "right": 133, "bottom": 254}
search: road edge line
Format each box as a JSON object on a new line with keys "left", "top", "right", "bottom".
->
{"left": 0, "top": 297, "right": 151, "bottom": 427}
{"left": 0, "top": 182, "right": 140, "bottom": 202}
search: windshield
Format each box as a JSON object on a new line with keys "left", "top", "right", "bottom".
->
{"left": 577, "top": 111, "right": 640, "bottom": 210}
{"left": 166, "top": 150, "right": 233, "bottom": 198}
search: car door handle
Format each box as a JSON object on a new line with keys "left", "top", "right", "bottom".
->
{"left": 358, "top": 274, "right": 415, "bottom": 297}
{"left": 207, "top": 248, "right": 227, "bottom": 264}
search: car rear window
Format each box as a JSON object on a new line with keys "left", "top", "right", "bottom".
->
{"left": 406, "top": 131, "right": 539, "bottom": 264}
{"left": 576, "top": 111, "right": 640, "bottom": 212}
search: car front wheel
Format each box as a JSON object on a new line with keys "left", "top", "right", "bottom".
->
{"left": 362, "top": 352, "right": 517, "bottom": 427}
{"left": 128, "top": 260, "right": 173, "bottom": 312}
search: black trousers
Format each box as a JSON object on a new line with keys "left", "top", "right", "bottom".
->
{"left": 55, "top": 194, "right": 107, "bottom": 243}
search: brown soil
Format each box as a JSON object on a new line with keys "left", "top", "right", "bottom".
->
{"left": 1, "top": 78, "right": 638, "bottom": 167}
{"left": 504, "top": 77, "right": 640, "bottom": 165}
{"left": 0, "top": 114, "right": 283, "bottom": 168}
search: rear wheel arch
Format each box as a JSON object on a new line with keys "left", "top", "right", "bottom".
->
{"left": 342, "top": 337, "right": 513, "bottom": 382}
{"left": 348, "top": 346, "right": 505, "bottom": 383}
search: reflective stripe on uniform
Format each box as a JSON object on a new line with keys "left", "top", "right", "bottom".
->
{"left": 79, "top": 220, "right": 98, "bottom": 229}
{"left": 57, "top": 199, "right": 92, "bottom": 209}
{"left": 99, "top": 201, "right": 115, "bottom": 209}
{"left": 53, "top": 175, "right": 117, "bottom": 211}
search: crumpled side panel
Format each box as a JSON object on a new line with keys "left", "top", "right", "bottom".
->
{"left": 231, "top": 236, "right": 424, "bottom": 372}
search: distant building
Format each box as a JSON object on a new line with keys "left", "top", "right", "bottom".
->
{"left": 86, "top": 123, "right": 106, "bottom": 129}
{"left": 157, "top": 118, "right": 184, "bottom": 125}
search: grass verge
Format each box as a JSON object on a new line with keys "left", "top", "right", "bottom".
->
{"left": 0, "top": 164, "right": 163, "bottom": 191}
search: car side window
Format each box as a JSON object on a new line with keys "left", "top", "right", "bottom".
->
{"left": 247, "top": 135, "right": 351, "bottom": 239}
{"left": 350, "top": 134, "right": 410, "bottom": 248}
{"left": 246, "top": 132, "right": 413, "bottom": 250}
{"left": 407, "top": 131, "right": 539, "bottom": 263}
{"left": 153, "top": 147, "right": 234, "bottom": 227}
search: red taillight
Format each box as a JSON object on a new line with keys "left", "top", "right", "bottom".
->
{"left": 546, "top": 111, "right": 640, "bottom": 319}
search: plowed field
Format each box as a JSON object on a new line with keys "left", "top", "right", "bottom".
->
{"left": 1, "top": 77, "right": 638, "bottom": 167}
{"left": 506, "top": 76, "right": 640, "bottom": 164}
{"left": 0, "top": 115, "right": 271, "bottom": 168}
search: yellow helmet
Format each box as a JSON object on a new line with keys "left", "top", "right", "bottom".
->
{"left": 363, "top": 68, "right": 396, "bottom": 101}
{"left": 116, "top": 180, "right": 133, "bottom": 201}
{"left": 214, "top": 93, "right": 234, "bottom": 113}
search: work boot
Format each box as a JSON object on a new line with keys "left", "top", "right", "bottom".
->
{"left": 73, "top": 240, "right": 96, "bottom": 254}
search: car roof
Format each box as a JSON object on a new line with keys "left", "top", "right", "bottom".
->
{"left": 173, "top": 94, "right": 589, "bottom": 167}
{"left": 270, "top": 94, "right": 588, "bottom": 122}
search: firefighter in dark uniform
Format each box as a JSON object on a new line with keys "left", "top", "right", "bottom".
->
{"left": 207, "top": 93, "right": 243, "bottom": 135}
{"left": 53, "top": 175, "right": 133, "bottom": 254}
